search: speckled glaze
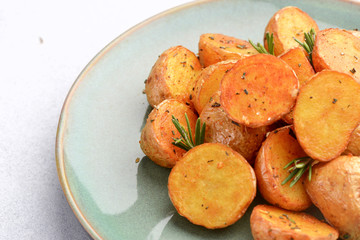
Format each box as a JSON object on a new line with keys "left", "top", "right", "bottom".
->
{"left": 56, "top": 0, "right": 360, "bottom": 239}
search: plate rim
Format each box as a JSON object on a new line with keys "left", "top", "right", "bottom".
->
{"left": 55, "top": 0, "right": 209, "bottom": 239}
{"left": 55, "top": 0, "right": 359, "bottom": 239}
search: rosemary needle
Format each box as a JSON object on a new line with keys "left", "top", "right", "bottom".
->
{"left": 172, "top": 113, "right": 206, "bottom": 151}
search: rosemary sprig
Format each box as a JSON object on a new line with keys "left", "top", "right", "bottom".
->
{"left": 171, "top": 113, "right": 206, "bottom": 151}
{"left": 294, "top": 28, "right": 316, "bottom": 65}
{"left": 282, "top": 156, "right": 318, "bottom": 187}
{"left": 249, "top": 32, "right": 275, "bottom": 55}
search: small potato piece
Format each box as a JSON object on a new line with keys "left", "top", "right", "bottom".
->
{"left": 168, "top": 143, "right": 256, "bottom": 229}
{"left": 140, "top": 99, "right": 197, "bottom": 168}
{"left": 198, "top": 33, "right": 258, "bottom": 67}
{"left": 293, "top": 70, "right": 360, "bottom": 161}
{"left": 305, "top": 155, "right": 360, "bottom": 240}
{"left": 345, "top": 124, "right": 360, "bottom": 156}
{"left": 145, "top": 46, "right": 202, "bottom": 107}
{"left": 192, "top": 60, "right": 236, "bottom": 114}
{"left": 279, "top": 47, "right": 315, "bottom": 88}
{"left": 220, "top": 54, "right": 299, "bottom": 128}
{"left": 265, "top": 6, "right": 319, "bottom": 56}
{"left": 255, "top": 126, "right": 312, "bottom": 211}
{"left": 280, "top": 47, "right": 315, "bottom": 124}
{"left": 312, "top": 28, "right": 360, "bottom": 83}
{"left": 250, "top": 205, "right": 339, "bottom": 240}
{"left": 200, "top": 92, "right": 269, "bottom": 165}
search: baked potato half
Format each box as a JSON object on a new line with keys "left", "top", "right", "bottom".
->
{"left": 199, "top": 91, "right": 269, "bottom": 165}
{"left": 250, "top": 205, "right": 339, "bottom": 240}
{"left": 145, "top": 45, "right": 202, "bottom": 107}
{"left": 168, "top": 143, "right": 256, "bottom": 229}
{"left": 264, "top": 6, "right": 319, "bottom": 56}
{"left": 140, "top": 99, "right": 197, "bottom": 168}
{"left": 198, "top": 33, "right": 257, "bottom": 67}
{"left": 255, "top": 126, "right": 312, "bottom": 211}
{"left": 305, "top": 155, "right": 360, "bottom": 240}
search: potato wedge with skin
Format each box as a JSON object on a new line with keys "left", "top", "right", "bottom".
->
{"left": 145, "top": 46, "right": 202, "bottom": 107}
{"left": 345, "top": 124, "right": 360, "bottom": 156}
{"left": 192, "top": 60, "right": 236, "bottom": 114}
{"left": 305, "top": 155, "right": 360, "bottom": 240}
{"left": 168, "top": 143, "right": 256, "bottom": 229}
{"left": 293, "top": 70, "right": 360, "bottom": 161}
{"left": 280, "top": 47, "right": 316, "bottom": 124}
{"left": 312, "top": 28, "right": 360, "bottom": 83}
{"left": 200, "top": 92, "right": 269, "bottom": 165}
{"left": 220, "top": 54, "right": 299, "bottom": 128}
{"left": 198, "top": 33, "right": 258, "bottom": 67}
{"left": 255, "top": 126, "right": 312, "bottom": 211}
{"left": 250, "top": 205, "right": 339, "bottom": 240}
{"left": 265, "top": 6, "right": 319, "bottom": 56}
{"left": 140, "top": 99, "right": 197, "bottom": 168}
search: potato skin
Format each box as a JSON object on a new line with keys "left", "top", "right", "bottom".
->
{"left": 265, "top": 6, "right": 319, "bottom": 56}
{"left": 312, "top": 28, "right": 360, "bottom": 83}
{"left": 199, "top": 91, "right": 269, "bottom": 165}
{"left": 198, "top": 33, "right": 257, "bottom": 67}
{"left": 140, "top": 99, "right": 197, "bottom": 168}
{"left": 168, "top": 143, "right": 256, "bottom": 229}
{"left": 250, "top": 205, "right": 339, "bottom": 240}
{"left": 145, "top": 46, "right": 202, "bottom": 107}
{"left": 305, "top": 155, "right": 360, "bottom": 240}
{"left": 255, "top": 126, "right": 312, "bottom": 211}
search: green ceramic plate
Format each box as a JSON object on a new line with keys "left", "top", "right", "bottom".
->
{"left": 56, "top": 0, "right": 360, "bottom": 239}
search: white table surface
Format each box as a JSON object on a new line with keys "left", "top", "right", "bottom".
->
{"left": 0, "top": 0, "right": 191, "bottom": 239}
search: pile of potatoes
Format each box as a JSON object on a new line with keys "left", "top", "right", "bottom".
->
{"left": 139, "top": 6, "right": 360, "bottom": 240}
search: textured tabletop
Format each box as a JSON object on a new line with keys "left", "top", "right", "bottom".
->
{"left": 0, "top": 0, "right": 190, "bottom": 239}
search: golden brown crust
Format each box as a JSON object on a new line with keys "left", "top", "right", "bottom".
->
{"left": 139, "top": 99, "right": 197, "bottom": 168}
{"left": 264, "top": 6, "right": 319, "bottom": 56}
{"left": 192, "top": 60, "right": 236, "bottom": 114}
{"left": 255, "top": 126, "right": 312, "bottom": 211}
{"left": 198, "top": 33, "right": 257, "bottom": 67}
{"left": 250, "top": 205, "right": 339, "bottom": 240}
{"left": 145, "top": 46, "right": 202, "bottom": 107}
{"left": 305, "top": 155, "right": 360, "bottom": 240}
{"left": 168, "top": 143, "right": 256, "bottom": 229}
{"left": 293, "top": 70, "right": 360, "bottom": 161}
{"left": 220, "top": 54, "right": 299, "bottom": 128}
{"left": 199, "top": 91, "right": 269, "bottom": 165}
{"left": 312, "top": 28, "right": 360, "bottom": 83}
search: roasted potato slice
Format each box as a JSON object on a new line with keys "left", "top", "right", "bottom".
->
{"left": 192, "top": 60, "right": 236, "bottom": 114}
{"left": 140, "top": 99, "right": 197, "bottom": 168}
{"left": 168, "top": 143, "right": 256, "bottom": 229}
{"left": 200, "top": 92, "right": 269, "bottom": 165}
{"left": 293, "top": 70, "right": 360, "bottom": 161}
{"left": 264, "top": 6, "right": 319, "bottom": 56}
{"left": 250, "top": 205, "right": 339, "bottom": 240}
{"left": 305, "top": 155, "right": 360, "bottom": 240}
{"left": 198, "top": 33, "right": 257, "bottom": 67}
{"left": 255, "top": 126, "right": 312, "bottom": 211}
{"left": 220, "top": 54, "right": 299, "bottom": 128}
{"left": 312, "top": 28, "right": 360, "bottom": 83}
{"left": 145, "top": 46, "right": 202, "bottom": 107}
